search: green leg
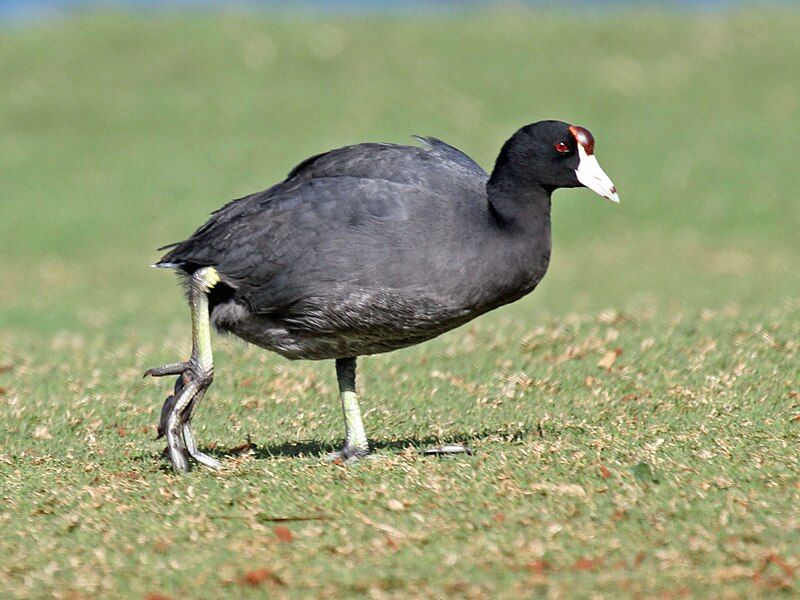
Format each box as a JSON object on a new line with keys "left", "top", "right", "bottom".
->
{"left": 146, "top": 267, "right": 222, "bottom": 472}
{"left": 327, "top": 357, "right": 370, "bottom": 461}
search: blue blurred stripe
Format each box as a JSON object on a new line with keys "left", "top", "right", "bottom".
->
{"left": 0, "top": 0, "right": 793, "bottom": 21}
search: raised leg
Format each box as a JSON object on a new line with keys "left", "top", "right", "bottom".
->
{"left": 145, "top": 267, "right": 221, "bottom": 472}
{"left": 327, "top": 357, "right": 370, "bottom": 462}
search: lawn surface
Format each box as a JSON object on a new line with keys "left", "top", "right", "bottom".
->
{"left": 1, "top": 8, "right": 799, "bottom": 599}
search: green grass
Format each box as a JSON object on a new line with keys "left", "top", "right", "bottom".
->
{"left": 1, "top": 8, "right": 799, "bottom": 599}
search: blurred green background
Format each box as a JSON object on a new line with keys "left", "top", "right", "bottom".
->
{"left": 2, "top": 8, "right": 798, "bottom": 337}
{"left": 1, "top": 5, "right": 799, "bottom": 599}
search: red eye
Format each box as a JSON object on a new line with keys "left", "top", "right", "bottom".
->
{"left": 555, "top": 142, "right": 569, "bottom": 154}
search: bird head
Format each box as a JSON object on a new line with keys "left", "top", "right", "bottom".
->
{"left": 493, "top": 120, "right": 619, "bottom": 202}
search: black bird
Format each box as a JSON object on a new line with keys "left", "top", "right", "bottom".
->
{"left": 146, "top": 120, "right": 619, "bottom": 472}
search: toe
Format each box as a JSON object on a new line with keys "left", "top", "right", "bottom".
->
{"left": 170, "top": 451, "right": 191, "bottom": 473}
{"left": 422, "top": 444, "right": 473, "bottom": 456}
{"left": 193, "top": 453, "right": 223, "bottom": 469}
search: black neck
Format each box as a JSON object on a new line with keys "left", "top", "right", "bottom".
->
{"left": 486, "top": 174, "right": 552, "bottom": 228}
{"left": 463, "top": 172, "right": 553, "bottom": 312}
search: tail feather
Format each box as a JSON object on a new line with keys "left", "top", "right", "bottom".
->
{"left": 157, "top": 241, "right": 181, "bottom": 252}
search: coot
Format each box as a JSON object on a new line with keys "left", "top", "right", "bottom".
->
{"left": 146, "top": 120, "right": 618, "bottom": 471}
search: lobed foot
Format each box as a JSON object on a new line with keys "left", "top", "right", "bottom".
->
{"left": 146, "top": 361, "right": 216, "bottom": 473}
{"left": 326, "top": 443, "right": 371, "bottom": 464}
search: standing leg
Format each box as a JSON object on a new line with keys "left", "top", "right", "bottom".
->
{"left": 327, "top": 357, "right": 370, "bottom": 462}
{"left": 145, "top": 267, "right": 222, "bottom": 472}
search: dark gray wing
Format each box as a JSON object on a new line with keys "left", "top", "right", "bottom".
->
{"left": 156, "top": 140, "right": 489, "bottom": 311}
{"left": 412, "top": 136, "right": 487, "bottom": 177}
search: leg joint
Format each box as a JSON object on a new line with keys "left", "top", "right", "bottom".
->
{"left": 192, "top": 266, "right": 220, "bottom": 294}
{"left": 194, "top": 367, "right": 214, "bottom": 385}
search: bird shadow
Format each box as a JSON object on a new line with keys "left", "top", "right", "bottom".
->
{"left": 205, "top": 424, "right": 538, "bottom": 461}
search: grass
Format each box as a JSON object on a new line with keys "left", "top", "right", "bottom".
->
{"left": 1, "top": 7, "right": 799, "bottom": 599}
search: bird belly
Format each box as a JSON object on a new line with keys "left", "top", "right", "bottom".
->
{"left": 209, "top": 293, "right": 476, "bottom": 360}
